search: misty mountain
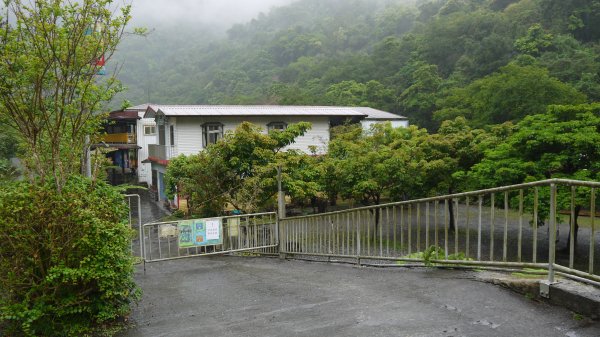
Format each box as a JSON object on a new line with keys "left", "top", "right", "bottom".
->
{"left": 111, "top": 0, "right": 600, "bottom": 129}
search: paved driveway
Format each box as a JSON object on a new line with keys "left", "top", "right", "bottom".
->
{"left": 121, "top": 256, "right": 600, "bottom": 337}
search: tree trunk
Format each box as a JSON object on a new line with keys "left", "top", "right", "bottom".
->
{"left": 370, "top": 194, "right": 381, "bottom": 236}
{"left": 565, "top": 205, "right": 581, "bottom": 252}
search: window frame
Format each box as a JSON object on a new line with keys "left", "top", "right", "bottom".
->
{"left": 267, "top": 121, "right": 288, "bottom": 132}
{"left": 202, "top": 122, "right": 224, "bottom": 148}
{"left": 144, "top": 125, "right": 156, "bottom": 136}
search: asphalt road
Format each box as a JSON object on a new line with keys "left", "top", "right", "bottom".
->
{"left": 120, "top": 256, "right": 600, "bottom": 337}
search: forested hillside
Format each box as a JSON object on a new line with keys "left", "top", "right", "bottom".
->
{"left": 113, "top": 0, "right": 600, "bottom": 130}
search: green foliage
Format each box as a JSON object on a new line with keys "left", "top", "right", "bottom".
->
{"left": 111, "top": 0, "right": 600, "bottom": 131}
{"left": 470, "top": 103, "right": 600, "bottom": 187}
{"left": 435, "top": 63, "right": 586, "bottom": 126}
{"left": 514, "top": 23, "right": 554, "bottom": 56}
{"left": 0, "top": 129, "right": 19, "bottom": 180}
{"left": 165, "top": 122, "right": 311, "bottom": 216}
{"left": 0, "top": 0, "right": 131, "bottom": 188}
{"left": 469, "top": 103, "right": 600, "bottom": 224}
{"left": 0, "top": 177, "right": 140, "bottom": 336}
{"left": 401, "top": 245, "right": 472, "bottom": 266}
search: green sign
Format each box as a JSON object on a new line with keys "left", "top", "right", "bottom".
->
{"left": 178, "top": 218, "right": 223, "bottom": 248}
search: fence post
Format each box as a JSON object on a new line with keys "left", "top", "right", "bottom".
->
{"left": 548, "top": 183, "right": 557, "bottom": 284}
{"left": 541, "top": 183, "right": 558, "bottom": 298}
{"left": 356, "top": 212, "right": 362, "bottom": 266}
{"left": 277, "top": 166, "right": 286, "bottom": 260}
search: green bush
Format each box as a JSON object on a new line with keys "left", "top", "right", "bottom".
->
{"left": 0, "top": 177, "right": 141, "bottom": 336}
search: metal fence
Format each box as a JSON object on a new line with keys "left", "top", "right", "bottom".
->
{"left": 141, "top": 212, "right": 278, "bottom": 263}
{"left": 124, "top": 194, "right": 143, "bottom": 258}
{"left": 279, "top": 179, "right": 600, "bottom": 287}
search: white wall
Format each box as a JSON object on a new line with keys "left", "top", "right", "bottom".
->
{"left": 172, "top": 115, "right": 331, "bottom": 157}
{"left": 136, "top": 111, "right": 157, "bottom": 186}
{"left": 361, "top": 119, "right": 409, "bottom": 130}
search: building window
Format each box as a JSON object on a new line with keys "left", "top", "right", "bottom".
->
{"left": 203, "top": 123, "right": 223, "bottom": 147}
{"left": 169, "top": 125, "right": 175, "bottom": 147}
{"left": 267, "top": 122, "right": 287, "bottom": 132}
{"left": 144, "top": 125, "right": 156, "bottom": 135}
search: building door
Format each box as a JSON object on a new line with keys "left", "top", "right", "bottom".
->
{"left": 159, "top": 172, "right": 167, "bottom": 202}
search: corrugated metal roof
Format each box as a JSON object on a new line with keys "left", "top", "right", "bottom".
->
{"left": 351, "top": 107, "right": 407, "bottom": 120}
{"left": 141, "top": 105, "right": 408, "bottom": 122}
{"left": 108, "top": 110, "right": 140, "bottom": 120}
{"left": 127, "top": 103, "right": 153, "bottom": 111}
{"left": 144, "top": 105, "right": 373, "bottom": 118}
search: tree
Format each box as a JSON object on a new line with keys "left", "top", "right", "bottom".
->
{"left": 166, "top": 122, "right": 312, "bottom": 217}
{"left": 420, "top": 117, "right": 492, "bottom": 231}
{"left": 0, "top": 2, "right": 139, "bottom": 335}
{"left": 325, "top": 80, "right": 395, "bottom": 111}
{"left": 469, "top": 103, "right": 600, "bottom": 248}
{"left": 514, "top": 23, "right": 554, "bottom": 56}
{"left": 0, "top": 0, "right": 131, "bottom": 190}
{"left": 398, "top": 62, "right": 443, "bottom": 130}
{"left": 435, "top": 63, "right": 586, "bottom": 126}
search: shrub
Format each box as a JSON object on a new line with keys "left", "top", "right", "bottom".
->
{"left": 0, "top": 177, "right": 140, "bottom": 336}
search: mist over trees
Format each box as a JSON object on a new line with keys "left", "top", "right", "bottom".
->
{"left": 113, "top": 0, "right": 598, "bottom": 132}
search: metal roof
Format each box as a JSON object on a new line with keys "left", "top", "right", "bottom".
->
{"left": 351, "top": 107, "right": 407, "bottom": 120}
{"left": 108, "top": 110, "right": 140, "bottom": 120}
{"left": 126, "top": 103, "right": 153, "bottom": 111}
{"left": 143, "top": 105, "right": 386, "bottom": 119}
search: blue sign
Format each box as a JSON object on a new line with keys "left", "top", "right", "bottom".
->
{"left": 178, "top": 218, "right": 222, "bottom": 248}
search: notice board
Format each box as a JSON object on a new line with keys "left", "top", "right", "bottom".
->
{"left": 178, "top": 218, "right": 223, "bottom": 248}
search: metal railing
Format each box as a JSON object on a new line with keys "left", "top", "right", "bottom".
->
{"left": 148, "top": 144, "right": 176, "bottom": 161}
{"left": 279, "top": 179, "right": 600, "bottom": 286}
{"left": 102, "top": 132, "right": 137, "bottom": 144}
{"left": 141, "top": 212, "right": 278, "bottom": 263}
{"left": 124, "top": 194, "right": 143, "bottom": 258}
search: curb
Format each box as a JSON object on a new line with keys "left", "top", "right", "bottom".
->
{"left": 475, "top": 271, "right": 600, "bottom": 320}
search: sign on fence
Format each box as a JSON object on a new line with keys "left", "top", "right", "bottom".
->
{"left": 178, "top": 218, "right": 223, "bottom": 248}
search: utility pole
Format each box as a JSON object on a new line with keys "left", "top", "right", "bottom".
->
{"left": 277, "top": 165, "right": 285, "bottom": 219}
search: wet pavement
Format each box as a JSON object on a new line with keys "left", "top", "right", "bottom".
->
{"left": 120, "top": 256, "right": 600, "bottom": 337}
{"left": 126, "top": 187, "right": 169, "bottom": 225}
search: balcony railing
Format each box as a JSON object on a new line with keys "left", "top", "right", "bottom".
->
{"left": 148, "top": 144, "right": 176, "bottom": 162}
{"left": 102, "top": 133, "right": 137, "bottom": 144}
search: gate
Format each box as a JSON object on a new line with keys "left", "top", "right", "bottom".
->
{"left": 141, "top": 212, "right": 278, "bottom": 263}
{"left": 124, "top": 194, "right": 143, "bottom": 259}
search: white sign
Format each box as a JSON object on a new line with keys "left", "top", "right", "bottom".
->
{"left": 206, "top": 220, "right": 220, "bottom": 241}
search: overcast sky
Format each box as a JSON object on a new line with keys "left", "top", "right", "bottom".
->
{"left": 129, "top": 0, "right": 297, "bottom": 28}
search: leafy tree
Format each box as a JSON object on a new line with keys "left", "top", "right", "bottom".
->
{"left": 469, "top": 103, "right": 600, "bottom": 247}
{"left": 420, "top": 117, "right": 492, "bottom": 230}
{"left": 0, "top": 0, "right": 131, "bottom": 189}
{"left": 325, "top": 80, "right": 395, "bottom": 111}
{"left": 166, "top": 122, "right": 311, "bottom": 217}
{"left": 435, "top": 63, "right": 587, "bottom": 126}
{"left": 514, "top": 23, "right": 554, "bottom": 56}
{"left": 0, "top": 2, "right": 140, "bottom": 335}
{"left": 398, "top": 62, "right": 443, "bottom": 130}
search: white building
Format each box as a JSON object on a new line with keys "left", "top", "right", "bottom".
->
{"left": 355, "top": 107, "right": 410, "bottom": 130}
{"left": 141, "top": 105, "right": 407, "bottom": 203}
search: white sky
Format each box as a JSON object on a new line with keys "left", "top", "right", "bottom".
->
{"left": 129, "top": 0, "right": 296, "bottom": 27}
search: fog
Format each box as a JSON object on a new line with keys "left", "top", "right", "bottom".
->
{"left": 130, "top": 0, "right": 297, "bottom": 28}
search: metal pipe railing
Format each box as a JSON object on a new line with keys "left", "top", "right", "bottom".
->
{"left": 140, "top": 212, "right": 278, "bottom": 263}
{"left": 279, "top": 179, "right": 600, "bottom": 285}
